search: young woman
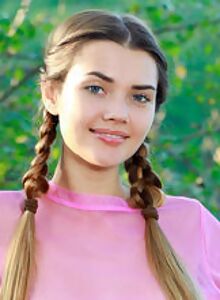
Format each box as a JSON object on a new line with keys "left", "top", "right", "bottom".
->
{"left": 0, "top": 9, "right": 219, "bottom": 300}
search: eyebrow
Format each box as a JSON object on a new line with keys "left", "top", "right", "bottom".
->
{"left": 86, "top": 71, "right": 156, "bottom": 91}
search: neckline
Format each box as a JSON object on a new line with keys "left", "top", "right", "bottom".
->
{"left": 44, "top": 180, "right": 140, "bottom": 212}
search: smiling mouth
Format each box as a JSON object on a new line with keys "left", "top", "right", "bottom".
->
{"left": 89, "top": 128, "right": 130, "bottom": 144}
{"left": 89, "top": 128, "right": 130, "bottom": 139}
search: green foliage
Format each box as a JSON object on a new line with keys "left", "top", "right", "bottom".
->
{"left": 0, "top": 0, "right": 219, "bottom": 219}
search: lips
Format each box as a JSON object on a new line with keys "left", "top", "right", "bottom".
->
{"left": 89, "top": 128, "right": 130, "bottom": 138}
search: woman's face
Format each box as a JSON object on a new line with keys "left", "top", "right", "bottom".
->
{"left": 53, "top": 40, "right": 158, "bottom": 167}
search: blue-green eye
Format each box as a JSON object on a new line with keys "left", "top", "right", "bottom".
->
{"left": 85, "top": 85, "right": 104, "bottom": 95}
{"left": 133, "top": 94, "right": 150, "bottom": 103}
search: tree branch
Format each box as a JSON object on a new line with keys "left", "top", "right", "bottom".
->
{"left": 155, "top": 16, "right": 220, "bottom": 35}
{"left": 2, "top": 14, "right": 220, "bottom": 102}
{"left": 0, "top": 65, "right": 41, "bottom": 104}
{"left": 181, "top": 126, "right": 220, "bottom": 143}
{"left": 8, "top": 0, "right": 32, "bottom": 37}
{"left": 156, "top": 126, "right": 220, "bottom": 144}
{"left": 2, "top": 52, "right": 40, "bottom": 61}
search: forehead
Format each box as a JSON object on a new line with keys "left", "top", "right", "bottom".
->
{"left": 66, "top": 40, "right": 158, "bottom": 85}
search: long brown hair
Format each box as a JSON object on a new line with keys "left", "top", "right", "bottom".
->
{"left": 0, "top": 9, "right": 203, "bottom": 300}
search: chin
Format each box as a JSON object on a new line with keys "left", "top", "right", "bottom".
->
{"left": 88, "top": 150, "right": 135, "bottom": 168}
{"left": 86, "top": 156, "right": 124, "bottom": 169}
{"left": 90, "top": 160, "right": 120, "bottom": 169}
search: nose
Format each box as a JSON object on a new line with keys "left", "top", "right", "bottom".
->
{"left": 102, "top": 112, "right": 129, "bottom": 123}
{"left": 102, "top": 100, "right": 129, "bottom": 124}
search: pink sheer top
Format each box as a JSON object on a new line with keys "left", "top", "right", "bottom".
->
{"left": 0, "top": 180, "right": 219, "bottom": 299}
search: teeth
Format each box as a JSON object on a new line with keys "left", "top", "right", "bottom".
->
{"left": 98, "top": 133, "right": 123, "bottom": 138}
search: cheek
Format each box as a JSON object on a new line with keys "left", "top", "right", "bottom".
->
{"left": 132, "top": 108, "right": 155, "bottom": 137}
{"left": 59, "top": 96, "right": 100, "bottom": 135}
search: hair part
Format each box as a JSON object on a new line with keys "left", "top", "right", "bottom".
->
{"left": 0, "top": 9, "right": 204, "bottom": 300}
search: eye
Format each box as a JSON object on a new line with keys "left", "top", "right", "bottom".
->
{"left": 85, "top": 85, "right": 105, "bottom": 95}
{"left": 132, "top": 94, "right": 151, "bottom": 103}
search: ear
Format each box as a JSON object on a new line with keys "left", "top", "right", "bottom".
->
{"left": 40, "top": 80, "right": 59, "bottom": 116}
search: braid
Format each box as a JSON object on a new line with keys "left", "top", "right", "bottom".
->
{"left": 125, "top": 142, "right": 164, "bottom": 215}
{"left": 125, "top": 142, "right": 204, "bottom": 299}
{"left": 22, "top": 109, "right": 59, "bottom": 202}
{"left": 0, "top": 109, "right": 59, "bottom": 300}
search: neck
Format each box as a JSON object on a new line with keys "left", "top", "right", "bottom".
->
{"left": 51, "top": 144, "right": 130, "bottom": 199}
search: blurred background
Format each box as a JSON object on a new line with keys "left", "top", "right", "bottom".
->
{"left": 0, "top": 0, "right": 219, "bottom": 218}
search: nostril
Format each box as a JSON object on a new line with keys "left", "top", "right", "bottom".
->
{"left": 102, "top": 113, "right": 129, "bottom": 123}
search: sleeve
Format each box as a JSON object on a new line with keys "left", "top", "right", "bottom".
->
{"left": 200, "top": 203, "right": 220, "bottom": 291}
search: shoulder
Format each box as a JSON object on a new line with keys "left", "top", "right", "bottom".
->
{"left": 163, "top": 194, "right": 219, "bottom": 222}
{"left": 0, "top": 189, "right": 25, "bottom": 219}
{"left": 0, "top": 189, "right": 26, "bottom": 273}
{"left": 161, "top": 194, "right": 203, "bottom": 216}
{"left": 162, "top": 195, "right": 220, "bottom": 297}
{"left": 159, "top": 194, "right": 207, "bottom": 234}
{"left": 159, "top": 193, "right": 219, "bottom": 233}
{"left": 0, "top": 189, "right": 25, "bottom": 245}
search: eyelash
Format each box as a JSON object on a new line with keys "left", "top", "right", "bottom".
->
{"left": 132, "top": 94, "right": 151, "bottom": 103}
{"left": 85, "top": 85, "right": 104, "bottom": 95}
{"left": 84, "top": 85, "right": 151, "bottom": 103}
